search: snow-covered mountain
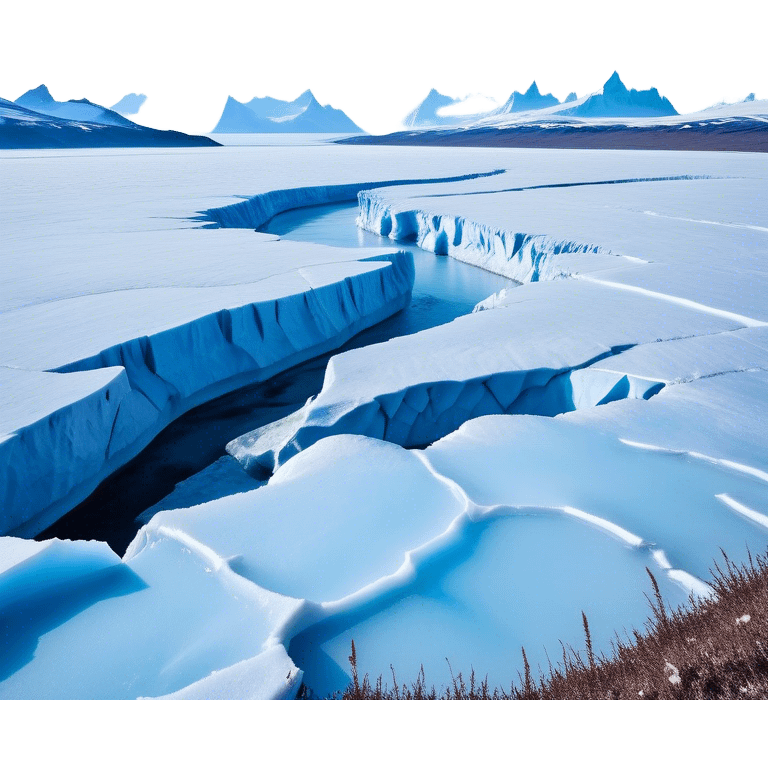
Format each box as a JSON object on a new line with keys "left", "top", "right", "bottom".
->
{"left": 0, "top": 94, "right": 218, "bottom": 149}
{"left": 396, "top": 85, "right": 501, "bottom": 131}
{"left": 401, "top": 74, "right": 678, "bottom": 133}
{"left": 212, "top": 90, "right": 363, "bottom": 133}
{"left": 696, "top": 91, "right": 768, "bottom": 112}
{"left": 496, "top": 82, "right": 560, "bottom": 114}
{"left": 15, "top": 85, "right": 135, "bottom": 127}
{"left": 110, "top": 93, "right": 147, "bottom": 116}
{"left": 562, "top": 72, "right": 677, "bottom": 118}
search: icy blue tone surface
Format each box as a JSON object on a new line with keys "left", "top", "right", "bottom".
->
{"left": 1, "top": 144, "right": 766, "bottom": 699}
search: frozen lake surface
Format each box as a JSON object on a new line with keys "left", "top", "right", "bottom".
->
{"left": 1, "top": 144, "right": 767, "bottom": 699}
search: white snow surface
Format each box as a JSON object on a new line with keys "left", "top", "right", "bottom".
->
{"left": 696, "top": 91, "right": 766, "bottom": 112}
{"left": 1, "top": 144, "right": 767, "bottom": 698}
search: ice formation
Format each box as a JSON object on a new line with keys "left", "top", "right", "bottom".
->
{"left": 1, "top": 143, "right": 766, "bottom": 699}
{"left": 402, "top": 74, "right": 675, "bottom": 131}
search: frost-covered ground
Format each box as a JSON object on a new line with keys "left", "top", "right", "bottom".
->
{"left": 1, "top": 145, "right": 766, "bottom": 699}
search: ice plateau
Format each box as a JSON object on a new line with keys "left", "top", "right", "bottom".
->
{"left": 1, "top": 142, "right": 766, "bottom": 699}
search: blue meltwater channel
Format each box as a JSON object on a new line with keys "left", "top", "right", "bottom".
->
{"left": 263, "top": 202, "right": 512, "bottom": 335}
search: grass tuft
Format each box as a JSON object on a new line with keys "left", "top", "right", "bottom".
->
{"left": 335, "top": 547, "right": 768, "bottom": 700}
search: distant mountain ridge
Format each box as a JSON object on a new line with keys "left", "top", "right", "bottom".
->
{"left": 497, "top": 82, "right": 559, "bottom": 114}
{"left": 213, "top": 90, "right": 363, "bottom": 133}
{"left": 404, "top": 72, "right": 678, "bottom": 128}
{"left": 15, "top": 85, "right": 135, "bottom": 127}
{"left": 1, "top": 89, "right": 218, "bottom": 149}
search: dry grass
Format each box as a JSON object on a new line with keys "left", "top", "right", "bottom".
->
{"left": 336, "top": 549, "right": 768, "bottom": 700}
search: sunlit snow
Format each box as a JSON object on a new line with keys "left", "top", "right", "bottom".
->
{"left": 0, "top": 141, "right": 766, "bottom": 698}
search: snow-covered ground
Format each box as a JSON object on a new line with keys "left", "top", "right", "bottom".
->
{"left": 1, "top": 144, "right": 766, "bottom": 698}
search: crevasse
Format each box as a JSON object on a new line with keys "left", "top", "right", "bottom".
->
{"left": 357, "top": 189, "right": 610, "bottom": 283}
{"left": 1, "top": 254, "right": 414, "bottom": 537}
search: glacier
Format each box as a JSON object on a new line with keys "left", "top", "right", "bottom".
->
{"left": 1, "top": 142, "right": 767, "bottom": 699}
{"left": 0, "top": 147, "right": 517, "bottom": 537}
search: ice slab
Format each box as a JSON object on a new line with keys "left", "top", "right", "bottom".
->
{"left": 150, "top": 645, "right": 302, "bottom": 700}
{"left": 135, "top": 455, "right": 264, "bottom": 527}
{"left": 358, "top": 158, "right": 768, "bottom": 322}
{"left": 0, "top": 531, "right": 299, "bottom": 699}
{"left": 425, "top": 416, "right": 768, "bottom": 582}
{"left": 229, "top": 278, "right": 737, "bottom": 473}
{"left": 564, "top": 369, "right": 768, "bottom": 478}
{"left": 0, "top": 536, "right": 140, "bottom": 685}
{"left": 289, "top": 508, "right": 685, "bottom": 699}
{"left": 0, "top": 249, "right": 414, "bottom": 536}
{"left": 133, "top": 435, "right": 465, "bottom": 603}
{"left": 0, "top": 367, "right": 128, "bottom": 534}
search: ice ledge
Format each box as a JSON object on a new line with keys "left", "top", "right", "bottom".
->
{"left": 228, "top": 350, "right": 664, "bottom": 476}
{"left": 1, "top": 253, "right": 415, "bottom": 537}
{"left": 356, "top": 190, "right": 631, "bottom": 283}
